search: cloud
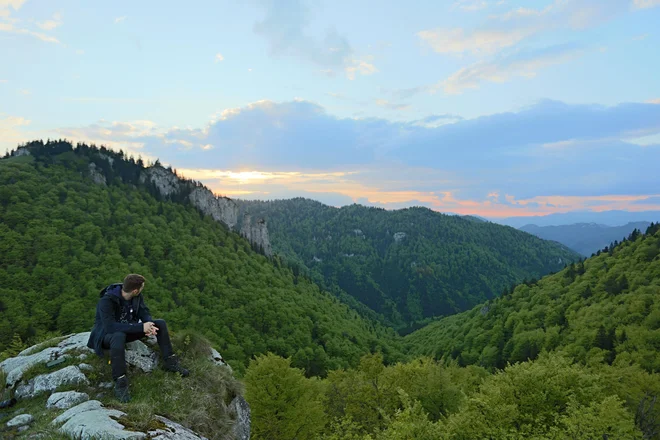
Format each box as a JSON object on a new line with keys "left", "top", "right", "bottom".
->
{"left": 0, "top": 0, "right": 26, "bottom": 10}
{"left": 0, "top": 21, "right": 60, "bottom": 43}
{"left": 18, "top": 88, "right": 31, "bottom": 95}
{"left": 418, "top": 0, "right": 627, "bottom": 56}
{"left": 345, "top": 57, "right": 377, "bottom": 80}
{"left": 1, "top": 4, "right": 61, "bottom": 44}
{"left": 633, "top": 0, "right": 660, "bottom": 8}
{"left": 418, "top": 27, "right": 534, "bottom": 56}
{"left": 381, "top": 86, "right": 432, "bottom": 100}
{"left": 53, "top": 99, "right": 660, "bottom": 216}
{"left": 441, "top": 43, "right": 584, "bottom": 94}
{"left": 0, "top": 79, "right": 7, "bottom": 83}
{"left": 649, "top": 99, "right": 660, "bottom": 104}
{"left": 375, "top": 99, "right": 411, "bottom": 111}
{"left": 0, "top": 115, "right": 31, "bottom": 153}
{"left": 114, "top": 16, "right": 127, "bottom": 24}
{"left": 215, "top": 53, "right": 224, "bottom": 62}
{"left": 410, "top": 114, "right": 465, "bottom": 127}
{"left": 252, "top": 0, "right": 376, "bottom": 79}
{"left": 453, "top": 0, "right": 491, "bottom": 12}
{"left": 36, "top": 12, "right": 62, "bottom": 30}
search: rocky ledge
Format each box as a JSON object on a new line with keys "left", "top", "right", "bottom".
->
{"left": 0, "top": 332, "right": 250, "bottom": 439}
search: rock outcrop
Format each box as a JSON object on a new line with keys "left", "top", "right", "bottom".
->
{"left": 189, "top": 187, "right": 239, "bottom": 230}
{"left": 229, "top": 395, "right": 251, "bottom": 440}
{"left": 10, "top": 146, "right": 31, "bottom": 157}
{"left": 0, "top": 333, "right": 250, "bottom": 439}
{"left": 88, "top": 163, "right": 107, "bottom": 185}
{"left": 16, "top": 365, "right": 89, "bottom": 399}
{"left": 139, "top": 166, "right": 181, "bottom": 197}
{"left": 0, "top": 332, "right": 93, "bottom": 387}
{"left": 240, "top": 214, "right": 273, "bottom": 257}
{"left": 84, "top": 159, "right": 270, "bottom": 256}
{"left": 6, "top": 414, "right": 33, "bottom": 428}
{"left": 125, "top": 340, "right": 159, "bottom": 373}
{"left": 52, "top": 400, "right": 145, "bottom": 440}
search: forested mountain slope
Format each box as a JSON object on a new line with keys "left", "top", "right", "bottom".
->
{"left": 405, "top": 223, "right": 660, "bottom": 371}
{"left": 236, "top": 198, "right": 580, "bottom": 329}
{"left": 520, "top": 221, "right": 651, "bottom": 256}
{"left": 0, "top": 142, "right": 403, "bottom": 376}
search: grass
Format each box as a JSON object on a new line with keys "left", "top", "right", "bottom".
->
{"left": 1, "top": 331, "right": 244, "bottom": 439}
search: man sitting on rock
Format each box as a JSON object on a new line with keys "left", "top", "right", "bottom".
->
{"left": 87, "top": 274, "right": 189, "bottom": 402}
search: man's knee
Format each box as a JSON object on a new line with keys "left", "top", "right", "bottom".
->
{"left": 153, "top": 319, "right": 167, "bottom": 329}
{"left": 108, "top": 332, "right": 127, "bottom": 349}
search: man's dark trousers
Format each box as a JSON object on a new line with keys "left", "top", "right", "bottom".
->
{"left": 102, "top": 319, "right": 173, "bottom": 379}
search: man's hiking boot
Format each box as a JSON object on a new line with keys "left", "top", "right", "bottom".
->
{"left": 163, "top": 354, "right": 189, "bottom": 377}
{"left": 114, "top": 375, "right": 131, "bottom": 403}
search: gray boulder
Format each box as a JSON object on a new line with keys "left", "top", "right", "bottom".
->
{"left": 52, "top": 400, "right": 145, "bottom": 440}
{"left": 125, "top": 340, "right": 158, "bottom": 372}
{"left": 7, "top": 413, "right": 34, "bottom": 428}
{"left": 229, "top": 395, "right": 251, "bottom": 440}
{"left": 46, "top": 391, "right": 90, "bottom": 409}
{"left": 16, "top": 365, "right": 89, "bottom": 399}
{"left": 149, "top": 416, "right": 208, "bottom": 440}
{"left": 0, "top": 332, "right": 93, "bottom": 387}
{"left": 210, "top": 348, "right": 232, "bottom": 373}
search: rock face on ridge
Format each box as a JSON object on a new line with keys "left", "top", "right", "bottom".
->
{"left": 189, "top": 186, "right": 239, "bottom": 230}
{"left": 138, "top": 166, "right": 273, "bottom": 255}
{"left": 0, "top": 333, "right": 250, "bottom": 439}
{"left": 240, "top": 214, "right": 273, "bottom": 257}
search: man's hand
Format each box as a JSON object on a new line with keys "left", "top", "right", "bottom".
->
{"left": 143, "top": 322, "right": 158, "bottom": 336}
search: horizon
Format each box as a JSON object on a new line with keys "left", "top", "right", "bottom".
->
{"left": 2, "top": 0, "right": 660, "bottom": 218}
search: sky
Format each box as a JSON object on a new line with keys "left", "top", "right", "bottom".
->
{"left": 2, "top": 0, "right": 660, "bottom": 219}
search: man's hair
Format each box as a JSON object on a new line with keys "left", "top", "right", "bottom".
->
{"left": 123, "top": 274, "right": 145, "bottom": 293}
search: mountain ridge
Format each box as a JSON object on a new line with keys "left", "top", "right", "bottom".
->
{"left": 235, "top": 197, "right": 581, "bottom": 329}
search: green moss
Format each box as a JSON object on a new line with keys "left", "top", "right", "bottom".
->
{"left": 116, "top": 412, "right": 167, "bottom": 433}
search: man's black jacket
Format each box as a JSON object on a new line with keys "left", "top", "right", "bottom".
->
{"left": 86, "top": 283, "right": 153, "bottom": 356}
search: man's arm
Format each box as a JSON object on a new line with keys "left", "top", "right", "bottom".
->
{"left": 99, "top": 298, "right": 143, "bottom": 334}
{"left": 137, "top": 297, "right": 153, "bottom": 323}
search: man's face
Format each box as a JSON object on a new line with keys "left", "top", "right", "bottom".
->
{"left": 131, "top": 284, "right": 145, "bottom": 298}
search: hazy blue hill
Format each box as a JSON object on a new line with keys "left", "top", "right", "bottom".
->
{"left": 236, "top": 198, "right": 581, "bottom": 330}
{"left": 520, "top": 221, "right": 650, "bottom": 256}
{"left": 497, "top": 210, "right": 660, "bottom": 228}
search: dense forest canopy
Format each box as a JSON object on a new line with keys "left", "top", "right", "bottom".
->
{"left": 405, "top": 222, "right": 660, "bottom": 372}
{"left": 236, "top": 198, "right": 580, "bottom": 330}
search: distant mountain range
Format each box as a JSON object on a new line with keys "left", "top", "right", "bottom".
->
{"left": 493, "top": 210, "right": 660, "bottom": 228}
{"left": 519, "top": 222, "right": 650, "bottom": 257}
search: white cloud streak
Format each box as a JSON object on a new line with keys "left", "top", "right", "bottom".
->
{"left": 418, "top": 0, "right": 627, "bottom": 56}
{"left": 633, "top": 0, "right": 660, "bottom": 8}
{"left": 36, "top": 12, "right": 62, "bottom": 30}
{"left": 441, "top": 44, "right": 584, "bottom": 94}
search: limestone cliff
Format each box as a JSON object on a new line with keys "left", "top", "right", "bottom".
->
{"left": 139, "top": 166, "right": 181, "bottom": 198}
{"left": 240, "top": 214, "right": 273, "bottom": 257}
{"left": 188, "top": 187, "right": 239, "bottom": 230}
{"left": 134, "top": 166, "right": 269, "bottom": 251}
